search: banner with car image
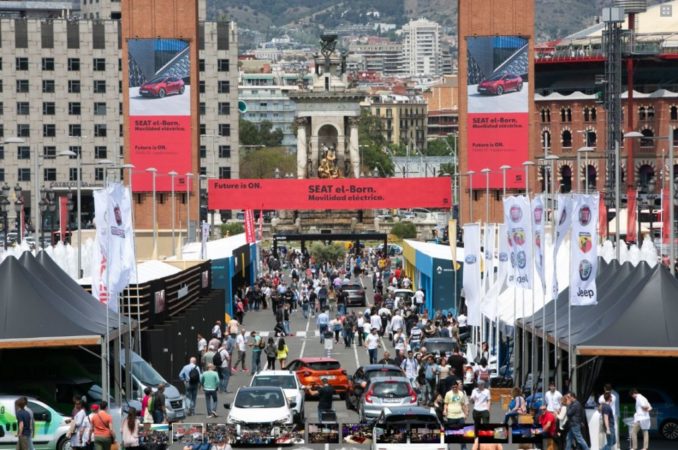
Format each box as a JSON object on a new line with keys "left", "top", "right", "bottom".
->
{"left": 128, "top": 38, "right": 191, "bottom": 192}
{"left": 467, "top": 35, "right": 529, "bottom": 188}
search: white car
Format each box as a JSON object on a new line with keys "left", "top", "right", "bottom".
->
{"left": 250, "top": 370, "right": 305, "bottom": 423}
{"left": 225, "top": 387, "right": 295, "bottom": 426}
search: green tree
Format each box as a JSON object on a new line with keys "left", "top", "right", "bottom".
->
{"left": 358, "top": 110, "right": 395, "bottom": 176}
{"left": 309, "top": 242, "right": 346, "bottom": 266}
{"left": 239, "top": 119, "right": 284, "bottom": 147}
{"left": 239, "top": 147, "right": 296, "bottom": 178}
{"left": 425, "top": 135, "right": 457, "bottom": 156}
{"left": 391, "top": 221, "right": 417, "bottom": 239}
{"left": 221, "top": 222, "right": 244, "bottom": 236}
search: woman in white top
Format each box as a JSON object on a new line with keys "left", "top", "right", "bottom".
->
{"left": 69, "top": 400, "right": 90, "bottom": 450}
{"left": 121, "top": 407, "right": 140, "bottom": 450}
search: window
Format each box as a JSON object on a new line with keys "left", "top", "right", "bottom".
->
{"left": 69, "top": 102, "right": 81, "bottom": 115}
{"left": 0, "top": 147, "right": 4, "bottom": 159}
{"left": 16, "top": 57, "right": 28, "bottom": 70}
{"left": 93, "top": 80, "right": 106, "bottom": 93}
{"left": 219, "top": 167, "right": 232, "bottom": 179}
{"left": 218, "top": 124, "right": 230, "bottom": 137}
{"left": 43, "top": 146, "right": 56, "bottom": 159}
{"left": 199, "top": 81, "right": 205, "bottom": 94}
{"left": 16, "top": 80, "right": 29, "bottom": 93}
{"left": 69, "top": 124, "right": 82, "bottom": 137}
{"left": 200, "top": 123, "right": 206, "bottom": 135}
{"left": 94, "top": 124, "right": 107, "bottom": 137}
{"left": 218, "top": 59, "right": 229, "bottom": 72}
{"left": 68, "top": 146, "right": 81, "bottom": 159}
{"left": 671, "top": 106, "right": 678, "bottom": 121}
{"left": 560, "top": 107, "right": 572, "bottom": 122}
{"left": 562, "top": 130, "right": 572, "bottom": 148}
{"left": 219, "top": 145, "right": 231, "bottom": 158}
{"left": 17, "top": 102, "right": 30, "bottom": 115}
{"left": 69, "top": 168, "right": 79, "bottom": 181}
{"left": 0, "top": 168, "right": 4, "bottom": 182}
{"left": 199, "top": 145, "right": 206, "bottom": 158}
{"left": 218, "top": 102, "right": 231, "bottom": 115}
{"left": 43, "top": 80, "right": 55, "bottom": 93}
{"left": 540, "top": 108, "right": 550, "bottom": 123}
{"left": 199, "top": 102, "right": 206, "bottom": 115}
{"left": 218, "top": 81, "right": 230, "bottom": 93}
{"left": 18, "top": 168, "right": 31, "bottom": 182}
{"left": 93, "top": 58, "right": 106, "bottom": 71}
{"left": 94, "top": 167, "right": 105, "bottom": 181}
{"left": 542, "top": 130, "right": 551, "bottom": 149}
{"left": 199, "top": 167, "right": 207, "bottom": 177}
{"left": 68, "top": 80, "right": 81, "bottom": 93}
{"left": 199, "top": 59, "right": 205, "bottom": 71}
{"left": 0, "top": 103, "right": 4, "bottom": 115}
{"left": 42, "top": 57, "right": 54, "bottom": 71}
{"left": 95, "top": 146, "right": 107, "bottom": 159}
{"left": 17, "top": 124, "right": 30, "bottom": 138}
{"left": 585, "top": 131, "right": 597, "bottom": 147}
{"left": 94, "top": 102, "right": 106, "bottom": 115}
{"left": 647, "top": 106, "right": 655, "bottom": 119}
{"left": 43, "top": 102, "right": 55, "bottom": 115}
{"left": 17, "top": 146, "right": 30, "bottom": 159}
{"left": 68, "top": 58, "right": 80, "bottom": 71}
{"left": 43, "top": 124, "right": 56, "bottom": 137}
{"left": 640, "top": 128, "right": 654, "bottom": 147}
{"left": 43, "top": 168, "right": 57, "bottom": 181}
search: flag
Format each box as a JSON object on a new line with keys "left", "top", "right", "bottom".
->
{"left": 627, "top": 187, "right": 638, "bottom": 243}
{"left": 59, "top": 196, "right": 68, "bottom": 243}
{"left": 257, "top": 210, "right": 264, "bottom": 241}
{"left": 662, "top": 185, "right": 670, "bottom": 245}
{"left": 463, "top": 223, "right": 482, "bottom": 326}
{"left": 598, "top": 195, "right": 608, "bottom": 240}
{"left": 484, "top": 223, "right": 510, "bottom": 320}
{"left": 244, "top": 209, "right": 256, "bottom": 243}
{"left": 503, "top": 195, "right": 532, "bottom": 289}
{"left": 531, "top": 195, "right": 546, "bottom": 291}
{"left": 570, "top": 193, "right": 599, "bottom": 306}
{"left": 483, "top": 223, "right": 496, "bottom": 293}
{"left": 200, "top": 221, "right": 209, "bottom": 259}
{"left": 91, "top": 183, "right": 136, "bottom": 311}
{"left": 552, "top": 194, "right": 573, "bottom": 299}
{"left": 448, "top": 219, "right": 458, "bottom": 268}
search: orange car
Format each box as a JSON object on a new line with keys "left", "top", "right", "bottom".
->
{"left": 286, "top": 357, "right": 351, "bottom": 398}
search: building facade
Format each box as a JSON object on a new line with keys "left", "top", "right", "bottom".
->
{"left": 368, "top": 94, "right": 428, "bottom": 153}
{"left": 348, "top": 42, "right": 403, "bottom": 76}
{"left": 422, "top": 75, "right": 459, "bottom": 139}
{"left": 401, "top": 18, "right": 443, "bottom": 77}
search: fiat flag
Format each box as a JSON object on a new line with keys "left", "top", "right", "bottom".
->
{"left": 570, "top": 193, "right": 599, "bottom": 306}
{"left": 531, "top": 195, "right": 546, "bottom": 291}
{"left": 484, "top": 223, "right": 510, "bottom": 320}
{"left": 463, "top": 223, "right": 482, "bottom": 326}
{"left": 552, "top": 194, "right": 573, "bottom": 299}
{"left": 503, "top": 195, "right": 533, "bottom": 289}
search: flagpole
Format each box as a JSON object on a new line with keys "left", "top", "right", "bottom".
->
{"left": 498, "top": 165, "right": 509, "bottom": 378}
{"left": 521, "top": 162, "right": 533, "bottom": 388}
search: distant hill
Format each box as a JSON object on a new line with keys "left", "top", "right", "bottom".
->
{"left": 209, "top": 0, "right": 663, "bottom": 43}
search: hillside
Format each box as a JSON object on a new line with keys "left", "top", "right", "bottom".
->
{"left": 209, "top": 0, "right": 664, "bottom": 43}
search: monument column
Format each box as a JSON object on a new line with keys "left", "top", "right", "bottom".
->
{"left": 348, "top": 117, "right": 360, "bottom": 178}
{"left": 295, "top": 117, "right": 308, "bottom": 178}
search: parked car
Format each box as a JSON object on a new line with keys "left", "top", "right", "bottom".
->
{"left": 139, "top": 76, "right": 185, "bottom": 98}
{"left": 250, "top": 370, "right": 305, "bottom": 423}
{"left": 360, "top": 377, "right": 418, "bottom": 421}
{"left": 346, "top": 364, "right": 405, "bottom": 411}
{"left": 373, "top": 406, "right": 445, "bottom": 445}
{"left": 285, "top": 357, "right": 351, "bottom": 399}
{"left": 0, "top": 396, "right": 71, "bottom": 450}
{"left": 420, "top": 338, "right": 456, "bottom": 359}
{"left": 225, "top": 387, "right": 295, "bottom": 425}
{"left": 392, "top": 289, "right": 415, "bottom": 311}
{"left": 477, "top": 73, "right": 523, "bottom": 95}
{"left": 616, "top": 386, "right": 678, "bottom": 440}
{"left": 341, "top": 283, "right": 366, "bottom": 306}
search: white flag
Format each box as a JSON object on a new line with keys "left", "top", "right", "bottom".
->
{"left": 484, "top": 223, "right": 510, "bottom": 320}
{"left": 483, "top": 223, "right": 496, "bottom": 293}
{"left": 503, "top": 196, "right": 533, "bottom": 289}
{"left": 531, "top": 195, "right": 546, "bottom": 291}
{"left": 92, "top": 190, "right": 109, "bottom": 306}
{"left": 463, "top": 223, "right": 482, "bottom": 326}
{"left": 552, "top": 194, "right": 573, "bottom": 299}
{"left": 570, "top": 193, "right": 599, "bottom": 306}
{"left": 200, "top": 221, "right": 209, "bottom": 259}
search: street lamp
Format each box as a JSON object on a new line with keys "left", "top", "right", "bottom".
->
{"left": 576, "top": 146, "right": 595, "bottom": 194}
{"left": 625, "top": 130, "right": 675, "bottom": 274}
{"left": 466, "top": 170, "right": 475, "bottom": 222}
{"left": 500, "top": 165, "right": 511, "bottom": 197}
{"left": 13, "top": 184, "right": 23, "bottom": 244}
{"left": 0, "top": 183, "right": 10, "bottom": 249}
{"left": 522, "top": 161, "right": 535, "bottom": 195}
{"left": 168, "top": 171, "right": 177, "bottom": 255}
{"left": 545, "top": 155, "right": 560, "bottom": 220}
{"left": 185, "top": 172, "right": 193, "bottom": 243}
{"left": 481, "top": 168, "right": 491, "bottom": 224}
{"left": 3, "top": 137, "right": 39, "bottom": 246}
{"left": 58, "top": 149, "right": 82, "bottom": 277}
{"left": 146, "top": 168, "right": 158, "bottom": 259}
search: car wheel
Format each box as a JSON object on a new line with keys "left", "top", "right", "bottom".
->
{"left": 496, "top": 86, "right": 504, "bottom": 95}
{"left": 158, "top": 88, "right": 166, "bottom": 98}
{"left": 58, "top": 436, "right": 72, "bottom": 450}
{"left": 179, "top": 86, "right": 185, "bottom": 94}
{"left": 661, "top": 420, "right": 678, "bottom": 440}
{"left": 517, "top": 82, "right": 523, "bottom": 92}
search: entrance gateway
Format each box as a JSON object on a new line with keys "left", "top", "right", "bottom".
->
{"left": 272, "top": 232, "right": 388, "bottom": 257}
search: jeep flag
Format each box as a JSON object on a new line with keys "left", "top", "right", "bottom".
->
{"left": 463, "top": 223, "right": 482, "bottom": 326}
{"left": 570, "top": 193, "right": 599, "bottom": 306}
{"left": 531, "top": 195, "right": 546, "bottom": 291}
{"left": 503, "top": 195, "right": 533, "bottom": 289}
{"left": 553, "top": 194, "right": 573, "bottom": 299}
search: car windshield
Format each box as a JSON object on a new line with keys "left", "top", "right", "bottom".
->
{"left": 146, "top": 77, "right": 166, "bottom": 84}
{"left": 234, "top": 390, "right": 285, "bottom": 408}
{"left": 307, "top": 361, "right": 341, "bottom": 371}
{"left": 372, "top": 382, "right": 410, "bottom": 398}
{"left": 131, "top": 361, "right": 166, "bottom": 386}
{"left": 252, "top": 376, "right": 297, "bottom": 389}
{"left": 423, "top": 341, "right": 455, "bottom": 354}
{"left": 344, "top": 284, "right": 362, "bottom": 291}
{"left": 486, "top": 73, "right": 504, "bottom": 81}
{"left": 394, "top": 291, "right": 413, "bottom": 298}
{"left": 366, "top": 369, "right": 403, "bottom": 381}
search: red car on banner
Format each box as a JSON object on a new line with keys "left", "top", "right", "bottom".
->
{"left": 139, "top": 76, "right": 185, "bottom": 98}
{"left": 477, "top": 73, "right": 523, "bottom": 95}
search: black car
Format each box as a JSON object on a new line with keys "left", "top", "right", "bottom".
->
{"left": 345, "top": 364, "right": 404, "bottom": 411}
{"left": 342, "top": 283, "right": 367, "bottom": 307}
{"left": 421, "top": 337, "right": 456, "bottom": 358}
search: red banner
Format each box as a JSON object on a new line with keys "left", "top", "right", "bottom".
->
{"left": 208, "top": 177, "right": 451, "bottom": 210}
{"left": 662, "top": 186, "right": 670, "bottom": 244}
{"left": 598, "top": 194, "right": 608, "bottom": 240}
{"left": 627, "top": 187, "right": 637, "bottom": 243}
{"left": 244, "top": 209, "right": 255, "bottom": 243}
{"left": 59, "top": 196, "right": 68, "bottom": 243}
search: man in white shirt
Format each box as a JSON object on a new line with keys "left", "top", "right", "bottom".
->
{"left": 365, "top": 328, "right": 380, "bottom": 364}
{"left": 414, "top": 288, "right": 425, "bottom": 314}
{"left": 390, "top": 311, "right": 404, "bottom": 337}
{"left": 402, "top": 277, "right": 411, "bottom": 289}
{"left": 370, "top": 311, "right": 382, "bottom": 334}
{"left": 197, "top": 334, "right": 207, "bottom": 355}
{"left": 545, "top": 382, "right": 563, "bottom": 413}
{"left": 233, "top": 330, "right": 248, "bottom": 372}
{"left": 631, "top": 388, "right": 652, "bottom": 450}
{"left": 211, "top": 321, "right": 223, "bottom": 339}
{"left": 470, "top": 379, "right": 491, "bottom": 429}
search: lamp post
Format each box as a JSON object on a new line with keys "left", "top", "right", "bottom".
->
{"left": 146, "top": 168, "right": 158, "bottom": 259}
{"left": 2, "top": 137, "right": 39, "bottom": 246}
{"left": 545, "top": 155, "right": 560, "bottom": 219}
{"left": 522, "top": 161, "right": 535, "bottom": 195}
{"left": 168, "top": 171, "right": 177, "bottom": 255}
{"left": 481, "top": 168, "right": 491, "bottom": 224}
{"left": 500, "top": 165, "right": 511, "bottom": 197}
{"left": 0, "top": 183, "right": 10, "bottom": 249}
{"left": 185, "top": 172, "right": 193, "bottom": 243}
{"left": 13, "top": 184, "right": 23, "bottom": 244}
{"left": 466, "top": 170, "right": 475, "bottom": 222}
{"left": 576, "top": 147, "right": 595, "bottom": 194}
{"left": 57, "top": 149, "right": 82, "bottom": 277}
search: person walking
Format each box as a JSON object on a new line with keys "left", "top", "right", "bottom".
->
{"left": 503, "top": 387, "right": 526, "bottom": 425}
{"left": 545, "top": 382, "right": 563, "bottom": 414}
{"left": 178, "top": 357, "right": 201, "bottom": 416}
{"left": 470, "top": 380, "right": 491, "bottom": 430}
{"left": 316, "top": 308, "right": 330, "bottom": 344}
{"left": 15, "top": 398, "right": 33, "bottom": 450}
{"left": 201, "top": 363, "right": 220, "bottom": 418}
{"left": 401, "top": 350, "right": 419, "bottom": 388}
{"left": 90, "top": 401, "right": 115, "bottom": 450}
{"left": 306, "top": 378, "right": 335, "bottom": 421}
{"left": 234, "top": 329, "right": 248, "bottom": 372}
{"left": 630, "top": 388, "right": 652, "bottom": 450}
{"left": 276, "top": 337, "right": 290, "bottom": 369}
{"left": 365, "top": 328, "right": 380, "bottom": 364}
{"left": 68, "top": 400, "right": 90, "bottom": 450}
{"left": 443, "top": 382, "right": 469, "bottom": 450}
{"left": 121, "top": 407, "right": 140, "bottom": 450}
{"left": 565, "top": 393, "right": 590, "bottom": 450}
{"left": 249, "top": 331, "right": 263, "bottom": 375}
{"left": 215, "top": 343, "right": 230, "bottom": 393}
{"left": 600, "top": 392, "right": 616, "bottom": 450}
{"left": 264, "top": 337, "right": 277, "bottom": 370}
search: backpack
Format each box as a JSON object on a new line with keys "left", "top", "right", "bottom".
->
{"left": 188, "top": 366, "right": 200, "bottom": 385}
{"left": 212, "top": 350, "right": 223, "bottom": 368}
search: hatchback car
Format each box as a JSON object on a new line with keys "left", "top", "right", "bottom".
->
{"left": 285, "top": 357, "right": 351, "bottom": 399}
{"left": 139, "top": 76, "right": 185, "bottom": 98}
{"left": 341, "top": 283, "right": 367, "bottom": 306}
{"left": 346, "top": 364, "right": 405, "bottom": 411}
{"left": 250, "top": 370, "right": 305, "bottom": 423}
{"left": 361, "top": 377, "right": 418, "bottom": 421}
{"left": 225, "top": 387, "right": 295, "bottom": 426}
{"left": 477, "top": 73, "right": 523, "bottom": 95}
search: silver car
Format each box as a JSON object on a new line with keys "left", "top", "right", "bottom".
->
{"left": 359, "top": 376, "right": 418, "bottom": 421}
